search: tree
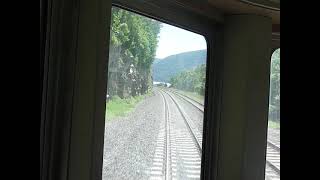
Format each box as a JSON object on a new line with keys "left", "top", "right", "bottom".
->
{"left": 269, "top": 48, "right": 280, "bottom": 122}
{"left": 170, "top": 64, "right": 206, "bottom": 95}
{"left": 107, "top": 7, "right": 161, "bottom": 98}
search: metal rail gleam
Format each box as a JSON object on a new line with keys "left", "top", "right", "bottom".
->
{"left": 158, "top": 89, "right": 202, "bottom": 179}
{"left": 168, "top": 88, "right": 280, "bottom": 175}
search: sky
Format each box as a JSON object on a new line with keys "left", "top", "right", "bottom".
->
{"left": 155, "top": 23, "right": 207, "bottom": 59}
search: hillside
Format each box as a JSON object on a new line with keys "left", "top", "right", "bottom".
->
{"left": 152, "top": 50, "right": 206, "bottom": 82}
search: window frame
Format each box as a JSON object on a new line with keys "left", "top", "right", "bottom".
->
{"left": 264, "top": 47, "right": 280, "bottom": 179}
{"left": 105, "top": 1, "right": 224, "bottom": 179}
{"left": 40, "top": 0, "right": 224, "bottom": 180}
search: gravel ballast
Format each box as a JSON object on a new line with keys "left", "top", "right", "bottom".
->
{"left": 102, "top": 90, "right": 165, "bottom": 180}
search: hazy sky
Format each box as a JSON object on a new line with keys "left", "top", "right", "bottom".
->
{"left": 155, "top": 23, "right": 207, "bottom": 59}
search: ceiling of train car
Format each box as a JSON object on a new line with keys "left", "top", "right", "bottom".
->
{"left": 131, "top": 0, "right": 279, "bottom": 39}
{"left": 170, "top": 0, "right": 280, "bottom": 33}
{"left": 207, "top": 0, "right": 280, "bottom": 25}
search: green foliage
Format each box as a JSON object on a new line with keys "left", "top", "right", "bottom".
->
{"left": 108, "top": 7, "right": 161, "bottom": 98}
{"left": 269, "top": 48, "right": 280, "bottom": 122}
{"left": 173, "top": 89, "right": 204, "bottom": 104}
{"left": 105, "top": 95, "right": 145, "bottom": 120}
{"left": 170, "top": 64, "right": 206, "bottom": 96}
{"left": 268, "top": 120, "right": 280, "bottom": 129}
{"left": 152, "top": 50, "right": 207, "bottom": 82}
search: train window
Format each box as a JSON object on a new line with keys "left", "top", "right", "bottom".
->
{"left": 265, "top": 48, "right": 280, "bottom": 180}
{"left": 102, "top": 6, "right": 208, "bottom": 179}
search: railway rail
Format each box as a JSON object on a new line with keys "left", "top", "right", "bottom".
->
{"left": 167, "top": 88, "right": 280, "bottom": 176}
{"left": 167, "top": 89, "right": 204, "bottom": 112}
{"left": 154, "top": 88, "right": 202, "bottom": 179}
{"left": 266, "top": 141, "right": 280, "bottom": 175}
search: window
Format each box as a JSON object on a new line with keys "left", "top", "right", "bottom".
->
{"left": 102, "top": 6, "right": 208, "bottom": 179}
{"left": 265, "top": 48, "right": 280, "bottom": 180}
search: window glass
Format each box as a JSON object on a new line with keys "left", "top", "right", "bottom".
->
{"left": 103, "top": 7, "right": 208, "bottom": 180}
{"left": 265, "top": 48, "right": 280, "bottom": 180}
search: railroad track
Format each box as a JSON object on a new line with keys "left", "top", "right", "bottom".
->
{"left": 266, "top": 141, "right": 280, "bottom": 175}
{"left": 167, "top": 89, "right": 204, "bottom": 112}
{"left": 150, "top": 89, "right": 202, "bottom": 179}
{"left": 168, "top": 88, "right": 280, "bottom": 176}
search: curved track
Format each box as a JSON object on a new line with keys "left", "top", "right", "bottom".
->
{"left": 167, "top": 89, "right": 204, "bottom": 112}
{"left": 168, "top": 88, "right": 280, "bottom": 176}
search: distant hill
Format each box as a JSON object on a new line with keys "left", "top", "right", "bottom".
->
{"left": 152, "top": 50, "right": 206, "bottom": 82}
{"left": 153, "top": 58, "right": 161, "bottom": 64}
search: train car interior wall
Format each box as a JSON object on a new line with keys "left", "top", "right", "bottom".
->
{"left": 40, "top": 0, "right": 280, "bottom": 180}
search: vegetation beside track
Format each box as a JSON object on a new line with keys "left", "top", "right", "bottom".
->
{"left": 171, "top": 88, "right": 204, "bottom": 104}
{"left": 105, "top": 91, "right": 153, "bottom": 120}
{"left": 107, "top": 7, "right": 161, "bottom": 99}
{"left": 171, "top": 86, "right": 280, "bottom": 130}
{"left": 169, "top": 64, "right": 206, "bottom": 96}
{"left": 268, "top": 120, "right": 280, "bottom": 129}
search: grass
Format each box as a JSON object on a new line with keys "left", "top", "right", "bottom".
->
{"left": 268, "top": 120, "right": 280, "bottom": 129}
{"left": 168, "top": 87, "right": 280, "bottom": 129}
{"left": 171, "top": 88, "right": 204, "bottom": 104}
{"left": 105, "top": 91, "right": 153, "bottom": 120}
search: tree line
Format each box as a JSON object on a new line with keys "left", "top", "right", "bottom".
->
{"left": 169, "top": 48, "right": 280, "bottom": 123}
{"left": 107, "top": 7, "right": 161, "bottom": 99}
{"left": 269, "top": 48, "right": 280, "bottom": 122}
{"left": 169, "top": 64, "right": 206, "bottom": 96}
